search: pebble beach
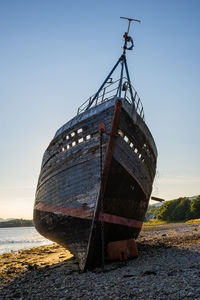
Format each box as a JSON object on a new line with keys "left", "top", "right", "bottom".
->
{"left": 0, "top": 223, "right": 200, "bottom": 300}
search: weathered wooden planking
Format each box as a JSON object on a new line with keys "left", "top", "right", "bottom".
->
{"left": 34, "top": 209, "right": 92, "bottom": 270}
{"left": 41, "top": 106, "right": 115, "bottom": 168}
{"left": 121, "top": 99, "right": 157, "bottom": 159}
{"left": 36, "top": 107, "right": 114, "bottom": 211}
{"left": 34, "top": 102, "right": 116, "bottom": 270}
{"left": 113, "top": 136, "right": 152, "bottom": 197}
{"left": 103, "top": 158, "right": 149, "bottom": 221}
{"left": 118, "top": 106, "right": 157, "bottom": 182}
{"left": 84, "top": 100, "right": 157, "bottom": 269}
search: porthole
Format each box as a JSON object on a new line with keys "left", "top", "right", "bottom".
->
{"left": 86, "top": 135, "right": 91, "bottom": 140}
{"left": 78, "top": 138, "right": 84, "bottom": 143}
{"left": 124, "top": 136, "right": 129, "bottom": 143}
{"left": 77, "top": 128, "right": 83, "bottom": 134}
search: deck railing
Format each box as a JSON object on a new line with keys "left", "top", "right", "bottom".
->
{"left": 77, "top": 77, "right": 144, "bottom": 120}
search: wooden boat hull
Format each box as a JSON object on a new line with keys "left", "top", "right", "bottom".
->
{"left": 34, "top": 97, "right": 157, "bottom": 270}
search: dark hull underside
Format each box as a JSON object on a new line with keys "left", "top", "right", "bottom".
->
{"left": 34, "top": 98, "right": 157, "bottom": 270}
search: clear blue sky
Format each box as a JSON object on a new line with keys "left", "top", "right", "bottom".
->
{"left": 0, "top": 0, "right": 200, "bottom": 218}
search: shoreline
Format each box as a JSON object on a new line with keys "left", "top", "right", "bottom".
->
{"left": 0, "top": 241, "right": 53, "bottom": 256}
{"left": 0, "top": 224, "right": 33, "bottom": 228}
{"left": 0, "top": 226, "right": 52, "bottom": 256}
{"left": 0, "top": 223, "right": 200, "bottom": 299}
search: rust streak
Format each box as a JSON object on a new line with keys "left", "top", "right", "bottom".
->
{"left": 103, "top": 99, "right": 122, "bottom": 180}
{"left": 99, "top": 212, "right": 143, "bottom": 228}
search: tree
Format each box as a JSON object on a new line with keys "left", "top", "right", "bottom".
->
{"left": 171, "top": 198, "right": 190, "bottom": 221}
{"left": 145, "top": 205, "right": 159, "bottom": 221}
{"left": 156, "top": 197, "right": 190, "bottom": 221}
{"left": 190, "top": 196, "right": 200, "bottom": 219}
{"left": 157, "top": 200, "right": 175, "bottom": 221}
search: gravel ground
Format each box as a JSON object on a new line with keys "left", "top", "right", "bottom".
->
{"left": 0, "top": 223, "right": 200, "bottom": 299}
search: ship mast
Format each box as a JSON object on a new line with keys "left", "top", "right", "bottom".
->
{"left": 85, "top": 17, "right": 141, "bottom": 111}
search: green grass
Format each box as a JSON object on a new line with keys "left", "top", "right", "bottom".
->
{"left": 143, "top": 219, "right": 168, "bottom": 225}
{"left": 185, "top": 219, "right": 200, "bottom": 224}
{"left": 144, "top": 218, "right": 200, "bottom": 225}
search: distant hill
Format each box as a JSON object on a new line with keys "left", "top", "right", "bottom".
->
{"left": 189, "top": 195, "right": 199, "bottom": 201}
{"left": 0, "top": 219, "right": 33, "bottom": 228}
{"left": 0, "top": 218, "right": 15, "bottom": 222}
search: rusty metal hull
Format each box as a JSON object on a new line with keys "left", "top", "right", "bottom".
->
{"left": 33, "top": 97, "right": 157, "bottom": 270}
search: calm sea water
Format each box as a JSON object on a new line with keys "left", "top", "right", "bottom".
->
{"left": 0, "top": 227, "right": 52, "bottom": 254}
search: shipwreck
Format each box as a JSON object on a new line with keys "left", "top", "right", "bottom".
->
{"left": 33, "top": 17, "right": 157, "bottom": 271}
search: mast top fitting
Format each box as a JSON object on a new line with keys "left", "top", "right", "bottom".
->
{"left": 120, "top": 16, "right": 141, "bottom": 55}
